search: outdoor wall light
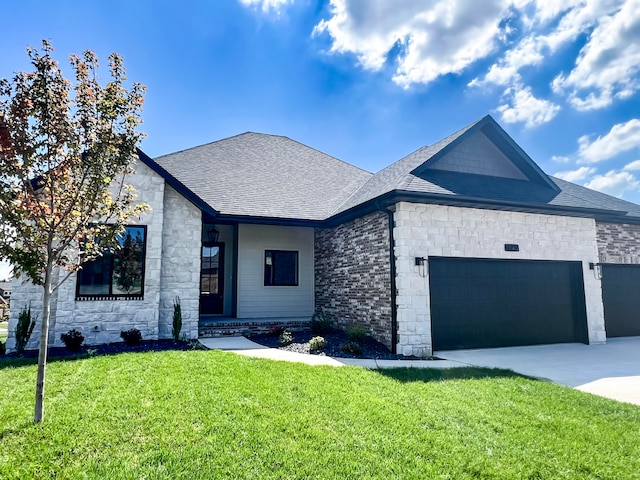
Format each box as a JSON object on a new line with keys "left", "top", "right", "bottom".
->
{"left": 589, "top": 262, "right": 603, "bottom": 280}
{"left": 415, "top": 257, "right": 426, "bottom": 266}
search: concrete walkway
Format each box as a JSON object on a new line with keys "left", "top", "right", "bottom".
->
{"left": 200, "top": 336, "right": 640, "bottom": 406}
{"left": 198, "top": 337, "right": 461, "bottom": 369}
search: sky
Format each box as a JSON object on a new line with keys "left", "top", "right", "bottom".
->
{"left": 1, "top": 0, "right": 639, "bottom": 279}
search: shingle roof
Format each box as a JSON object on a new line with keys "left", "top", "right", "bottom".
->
{"left": 153, "top": 133, "right": 372, "bottom": 221}
{"left": 143, "top": 117, "right": 640, "bottom": 223}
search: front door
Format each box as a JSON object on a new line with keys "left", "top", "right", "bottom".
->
{"left": 200, "top": 242, "right": 224, "bottom": 314}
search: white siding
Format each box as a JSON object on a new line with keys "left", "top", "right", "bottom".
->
{"left": 394, "top": 202, "right": 606, "bottom": 357}
{"left": 237, "top": 224, "right": 314, "bottom": 318}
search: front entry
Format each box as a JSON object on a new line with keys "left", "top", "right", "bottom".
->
{"left": 200, "top": 241, "right": 224, "bottom": 314}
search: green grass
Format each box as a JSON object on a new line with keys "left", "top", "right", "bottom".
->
{"left": 1, "top": 351, "right": 639, "bottom": 479}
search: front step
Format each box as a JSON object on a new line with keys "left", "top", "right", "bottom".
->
{"left": 199, "top": 318, "right": 311, "bottom": 338}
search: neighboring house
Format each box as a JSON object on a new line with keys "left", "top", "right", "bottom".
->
{"left": 0, "top": 281, "right": 10, "bottom": 319}
{"left": 7, "top": 115, "right": 640, "bottom": 356}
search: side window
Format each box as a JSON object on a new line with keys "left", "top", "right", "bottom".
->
{"left": 77, "top": 226, "right": 147, "bottom": 299}
{"left": 264, "top": 250, "right": 298, "bottom": 286}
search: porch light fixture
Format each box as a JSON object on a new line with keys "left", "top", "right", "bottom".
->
{"left": 206, "top": 225, "right": 220, "bottom": 244}
{"left": 589, "top": 262, "right": 603, "bottom": 280}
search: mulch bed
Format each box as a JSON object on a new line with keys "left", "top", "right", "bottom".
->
{"left": 3, "top": 339, "right": 206, "bottom": 360}
{"left": 249, "top": 329, "right": 425, "bottom": 360}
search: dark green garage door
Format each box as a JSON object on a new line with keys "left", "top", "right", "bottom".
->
{"left": 429, "top": 257, "right": 588, "bottom": 351}
{"left": 601, "top": 264, "right": 640, "bottom": 337}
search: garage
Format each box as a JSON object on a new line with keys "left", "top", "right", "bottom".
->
{"left": 429, "top": 257, "right": 588, "bottom": 351}
{"left": 601, "top": 264, "right": 640, "bottom": 337}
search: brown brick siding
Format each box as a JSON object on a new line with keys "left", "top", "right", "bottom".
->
{"left": 596, "top": 222, "right": 640, "bottom": 264}
{"left": 314, "top": 211, "right": 393, "bottom": 348}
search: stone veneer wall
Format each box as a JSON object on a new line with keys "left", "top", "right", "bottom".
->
{"left": 6, "top": 160, "right": 166, "bottom": 351}
{"left": 314, "top": 211, "right": 393, "bottom": 348}
{"left": 393, "top": 202, "right": 606, "bottom": 357}
{"left": 596, "top": 222, "right": 640, "bottom": 264}
{"left": 158, "top": 185, "right": 201, "bottom": 340}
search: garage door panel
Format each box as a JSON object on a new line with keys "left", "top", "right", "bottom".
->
{"left": 429, "top": 257, "right": 588, "bottom": 351}
{"left": 601, "top": 265, "right": 640, "bottom": 338}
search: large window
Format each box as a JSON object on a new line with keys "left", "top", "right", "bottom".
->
{"left": 264, "top": 250, "right": 298, "bottom": 286}
{"left": 77, "top": 226, "right": 147, "bottom": 299}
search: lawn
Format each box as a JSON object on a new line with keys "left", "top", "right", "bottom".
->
{"left": 1, "top": 350, "right": 639, "bottom": 479}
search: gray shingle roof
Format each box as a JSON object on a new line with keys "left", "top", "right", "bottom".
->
{"left": 154, "top": 133, "right": 372, "bottom": 221}
{"left": 145, "top": 117, "right": 640, "bottom": 223}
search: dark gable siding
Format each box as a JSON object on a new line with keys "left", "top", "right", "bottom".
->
{"left": 596, "top": 222, "right": 640, "bottom": 264}
{"left": 314, "top": 211, "right": 393, "bottom": 348}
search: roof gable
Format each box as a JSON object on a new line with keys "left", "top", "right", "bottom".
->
{"left": 411, "top": 115, "right": 559, "bottom": 191}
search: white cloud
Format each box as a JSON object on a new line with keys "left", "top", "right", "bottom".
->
{"left": 553, "top": 166, "right": 596, "bottom": 182}
{"left": 584, "top": 170, "right": 640, "bottom": 197}
{"left": 551, "top": 155, "right": 571, "bottom": 163}
{"left": 552, "top": 0, "right": 640, "bottom": 111}
{"left": 495, "top": 85, "right": 560, "bottom": 127}
{"left": 313, "top": 0, "right": 511, "bottom": 87}
{"left": 578, "top": 119, "right": 640, "bottom": 163}
{"left": 239, "top": 0, "right": 293, "bottom": 14}
{"left": 623, "top": 160, "right": 640, "bottom": 171}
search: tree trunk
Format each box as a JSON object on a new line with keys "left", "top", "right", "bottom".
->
{"left": 34, "top": 261, "right": 53, "bottom": 424}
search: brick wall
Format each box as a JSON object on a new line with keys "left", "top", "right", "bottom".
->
{"left": 314, "top": 211, "right": 393, "bottom": 348}
{"left": 596, "top": 222, "right": 640, "bottom": 264}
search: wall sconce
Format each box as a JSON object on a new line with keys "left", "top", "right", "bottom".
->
{"left": 589, "top": 262, "right": 602, "bottom": 280}
{"left": 206, "top": 225, "right": 220, "bottom": 244}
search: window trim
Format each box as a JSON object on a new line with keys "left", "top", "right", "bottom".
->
{"left": 75, "top": 225, "right": 147, "bottom": 300}
{"left": 264, "top": 249, "right": 299, "bottom": 287}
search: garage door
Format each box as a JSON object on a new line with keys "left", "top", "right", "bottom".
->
{"left": 429, "top": 257, "right": 588, "bottom": 351}
{"left": 601, "top": 264, "right": 640, "bottom": 337}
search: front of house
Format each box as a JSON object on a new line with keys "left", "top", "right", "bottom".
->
{"left": 7, "top": 115, "right": 640, "bottom": 356}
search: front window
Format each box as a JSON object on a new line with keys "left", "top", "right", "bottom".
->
{"left": 77, "top": 226, "right": 147, "bottom": 299}
{"left": 264, "top": 250, "right": 298, "bottom": 286}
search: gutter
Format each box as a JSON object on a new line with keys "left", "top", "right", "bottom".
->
{"left": 377, "top": 203, "right": 398, "bottom": 354}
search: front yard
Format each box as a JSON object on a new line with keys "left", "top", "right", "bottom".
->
{"left": 1, "top": 350, "right": 639, "bottom": 479}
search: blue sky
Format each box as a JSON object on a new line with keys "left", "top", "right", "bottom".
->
{"left": 1, "top": 0, "right": 639, "bottom": 279}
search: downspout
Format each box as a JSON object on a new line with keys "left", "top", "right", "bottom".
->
{"left": 377, "top": 204, "right": 398, "bottom": 354}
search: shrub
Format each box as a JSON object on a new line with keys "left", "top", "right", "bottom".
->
{"left": 15, "top": 306, "right": 36, "bottom": 354}
{"left": 309, "top": 336, "right": 326, "bottom": 352}
{"left": 172, "top": 296, "right": 182, "bottom": 342}
{"left": 346, "top": 324, "right": 368, "bottom": 341}
{"left": 0, "top": 340, "right": 5, "bottom": 355}
{"left": 268, "top": 325, "right": 285, "bottom": 337}
{"left": 279, "top": 330, "right": 293, "bottom": 346}
{"left": 120, "top": 328, "right": 142, "bottom": 346}
{"left": 340, "top": 342, "right": 363, "bottom": 356}
{"left": 60, "top": 329, "right": 84, "bottom": 351}
{"left": 310, "top": 312, "right": 332, "bottom": 334}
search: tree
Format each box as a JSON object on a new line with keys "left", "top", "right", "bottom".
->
{"left": 0, "top": 41, "right": 148, "bottom": 423}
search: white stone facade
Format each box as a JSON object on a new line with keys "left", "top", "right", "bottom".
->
{"left": 393, "top": 202, "right": 606, "bottom": 357}
{"left": 8, "top": 160, "right": 170, "bottom": 350}
{"left": 158, "top": 185, "right": 201, "bottom": 341}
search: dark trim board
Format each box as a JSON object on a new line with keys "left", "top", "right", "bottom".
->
{"left": 429, "top": 257, "right": 589, "bottom": 351}
{"left": 601, "top": 264, "right": 640, "bottom": 338}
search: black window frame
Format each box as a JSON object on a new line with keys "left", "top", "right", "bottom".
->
{"left": 264, "top": 250, "right": 299, "bottom": 287}
{"left": 76, "top": 225, "right": 147, "bottom": 300}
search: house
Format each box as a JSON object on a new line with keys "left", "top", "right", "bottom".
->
{"left": 0, "top": 281, "right": 10, "bottom": 319}
{"left": 7, "top": 115, "right": 640, "bottom": 356}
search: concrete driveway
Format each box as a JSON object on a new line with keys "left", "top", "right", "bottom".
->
{"left": 438, "top": 337, "right": 640, "bottom": 406}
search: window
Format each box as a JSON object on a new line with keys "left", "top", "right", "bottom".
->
{"left": 264, "top": 250, "right": 298, "bottom": 286}
{"left": 77, "top": 226, "right": 147, "bottom": 299}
